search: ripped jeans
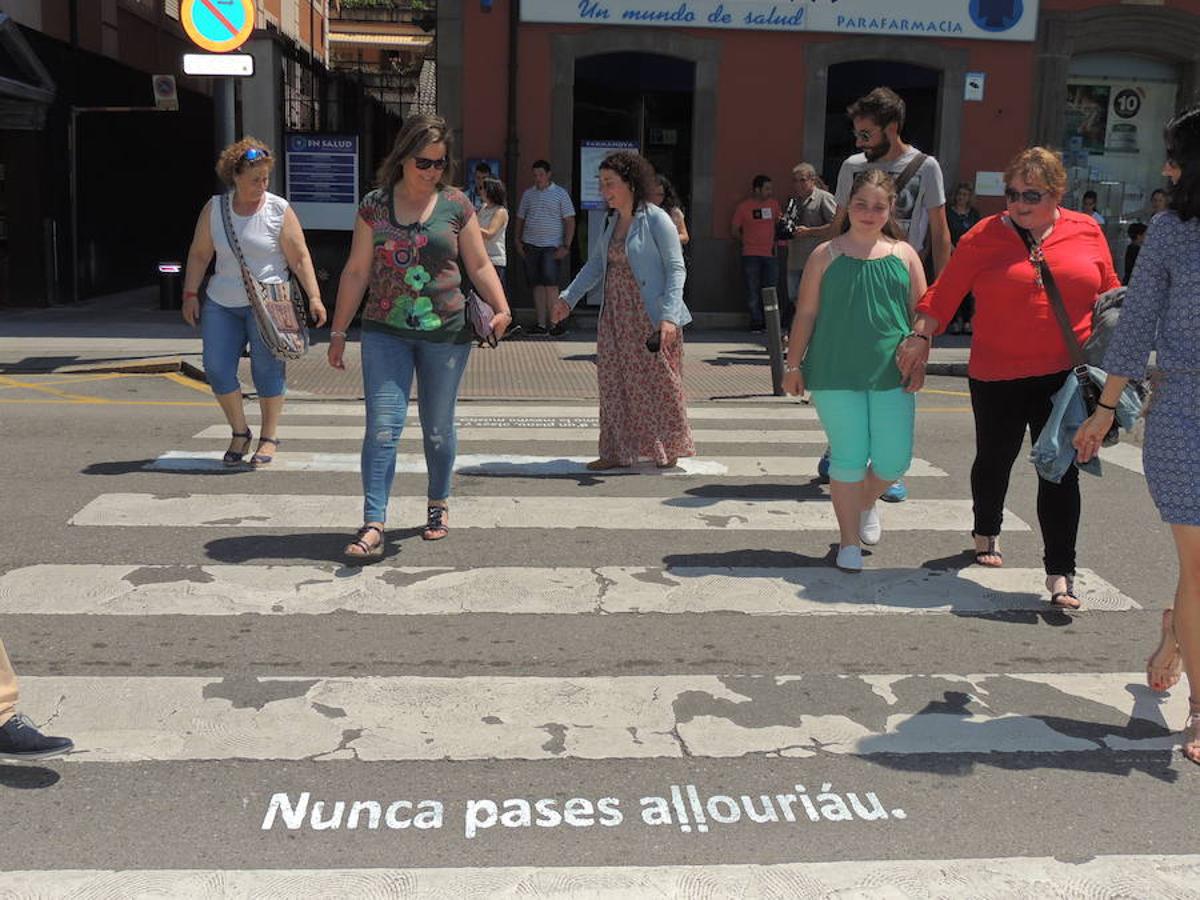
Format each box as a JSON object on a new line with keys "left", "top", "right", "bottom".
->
{"left": 360, "top": 328, "right": 472, "bottom": 523}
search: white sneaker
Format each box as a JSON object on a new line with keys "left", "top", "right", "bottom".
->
{"left": 859, "top": 505, "right": 882, "bottom": 545}
{"left": 835, "top": 544, "right": 863, "bottom": 572}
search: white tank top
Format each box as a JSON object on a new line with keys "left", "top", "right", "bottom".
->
{"left": 206, "top": 191, "right": 290, "bottom": 308}
{"left": 478, "top": 203, "right": 507, "bottom": 267}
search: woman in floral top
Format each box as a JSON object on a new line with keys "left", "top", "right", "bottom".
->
{"left": 327, "top": 114, "right": 512, "bottom": 562}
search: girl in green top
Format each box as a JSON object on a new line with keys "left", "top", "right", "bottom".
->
{"left": 782, "top": 169, "right": 928, "bottom": 572}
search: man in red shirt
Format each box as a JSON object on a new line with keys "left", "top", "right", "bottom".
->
{"left": 731, "top": 175, "right": 782, "bottom": 332}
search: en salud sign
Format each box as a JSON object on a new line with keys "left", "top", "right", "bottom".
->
{"left": 522, "top": 0, "right": 1040, "bottom": 42}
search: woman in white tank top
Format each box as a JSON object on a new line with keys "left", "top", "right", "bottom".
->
{"left": 181, "top": 139, "right": 326, "bottom": 467}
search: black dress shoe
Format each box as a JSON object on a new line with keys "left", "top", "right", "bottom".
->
{"left": 0, "top": 713, "right": 74, "bottom": 761}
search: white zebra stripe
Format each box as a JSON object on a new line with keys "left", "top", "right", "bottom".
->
{"left": 193, "top": 425, "right": 828, "bottom": 443}
{"left": 145, "top": 451, "right": 948, "bottom": 478}
{"left": 17, "top": 672, "right": 1189, "bottom": 762}
{"left": 253, "top": 403, "right": 820, "bottom": 421}
{"left": 69, "top": 494, "right": 1024, "bottom": 532}
{"left": 2, "top": 857, "right": 1197, "bottom": 897}
{"left": 1099, "top": 442, "right": 1145, "bottom": 475}
{"left": 0, "top": 565, "right": 1135, "bottom": 616}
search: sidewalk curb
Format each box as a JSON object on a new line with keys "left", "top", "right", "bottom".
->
{"left": 37, "top": 356, "right": 209, "bottom": 383}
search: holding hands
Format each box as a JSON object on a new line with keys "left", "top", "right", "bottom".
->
{"left": 895, "top": 334, "right": 930, "bottom": 394}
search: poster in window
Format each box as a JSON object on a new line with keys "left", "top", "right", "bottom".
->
{"left": 1065, "top": 84, "right": 1111, "bottom": 153}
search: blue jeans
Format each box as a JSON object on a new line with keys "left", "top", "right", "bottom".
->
{"left": 201, "top": 300, "right": 285, "bottom": 397}
{"left": 360, "top": 329, "right": 472, "bottom": 523}
{"left": 741, "top": 255, "right": 778, "bottom": 328}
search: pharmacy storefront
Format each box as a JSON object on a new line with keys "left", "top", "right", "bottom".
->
{"left": 446, "top": 0, "right": 1199, "bottom": 321}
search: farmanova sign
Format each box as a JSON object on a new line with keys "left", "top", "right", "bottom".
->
{"left": 522, "top": 0, "right": 1039, "bottom": 42}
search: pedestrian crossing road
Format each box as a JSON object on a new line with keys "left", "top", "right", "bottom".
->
{"left": 0, "top": 376, "right": 1197, "bottom": 896}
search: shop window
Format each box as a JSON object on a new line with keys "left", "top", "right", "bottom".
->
{"left": 1065, "top": 53, "right": 1179, "bottom": 226}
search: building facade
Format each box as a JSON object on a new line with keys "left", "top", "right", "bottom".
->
{"left": 442, "top": 0, "right": 1200, "bottom": 322}
{"left": 0, "top": 0, "right": 334, "bottom": 306}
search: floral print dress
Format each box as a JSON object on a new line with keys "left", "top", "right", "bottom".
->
{"left": 596, "top": 239, "right": 695, "bottom": 466}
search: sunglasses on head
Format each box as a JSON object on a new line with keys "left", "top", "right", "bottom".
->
{"left": 241, "top": 147, "right": 270, "bottom": 163}
{"left": 1005, "top": 188, "right": 1047, "bottom": 204}
{"left": 413, "top": 156, "right": 448, "bottom": 171}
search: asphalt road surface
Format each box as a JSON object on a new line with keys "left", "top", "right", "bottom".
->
{"left": 0, "top": 371, "right": 1196, "bottom": 897}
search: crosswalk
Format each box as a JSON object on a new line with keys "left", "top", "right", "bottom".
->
{"left": 3, "top": 395, "right": 1195, "bottom": 894}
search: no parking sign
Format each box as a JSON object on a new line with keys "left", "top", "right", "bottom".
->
{"left": 181, "top": 0, "right": 255, "bottom": 54}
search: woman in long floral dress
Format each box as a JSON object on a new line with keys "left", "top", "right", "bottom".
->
{"left": 553, "top": 151, "right": 694, "bottom": 469}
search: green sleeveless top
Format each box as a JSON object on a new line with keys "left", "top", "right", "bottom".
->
{"left": 802, "top": 246, "right": 912, "bottom": 391}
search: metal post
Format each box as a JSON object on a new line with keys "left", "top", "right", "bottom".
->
{"left": 762, "top": 285, "right": 785, "bottom": 396}
{"left": 214, "top": 78, "right": 236, "bottom": 151}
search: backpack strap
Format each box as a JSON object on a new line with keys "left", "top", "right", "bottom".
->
{"left": 892, "top": 152, "right": 928, "bottom": 195}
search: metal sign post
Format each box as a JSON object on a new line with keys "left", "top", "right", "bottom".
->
{"left": 180, "top": 0, "right": 256, "bottom": 155}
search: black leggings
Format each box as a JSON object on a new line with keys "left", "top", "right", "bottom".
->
{"left": 969, "top": 372, "right": 1078, "bottom": 576}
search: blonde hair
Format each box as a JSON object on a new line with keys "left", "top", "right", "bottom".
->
{"left": 840, "top": 168, "right": 907, "bottom": 241}
{"left": 1004, "top": 146, "right": 1067, "bottom": 196}
{"left": 215, "top": 137, "right": 274, "bottom": 187}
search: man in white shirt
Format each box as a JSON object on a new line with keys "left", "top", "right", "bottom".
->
{"left": 515, "top": 160, "right": 576, "bottom": 335}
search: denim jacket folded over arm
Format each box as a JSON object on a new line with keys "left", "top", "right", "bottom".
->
{"left": 1030, "top": 365, "right": 1141, "bottom": 484}
{"left": 560, "top": 204, "right": 691, "bottom": 327}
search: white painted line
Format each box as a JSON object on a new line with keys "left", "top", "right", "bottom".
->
{"left": 17, "top": 672, "right": 1190, "bottom": 762}
{"left": 69, "top": 494, "right": 1022, "bottom": 532}
{"left": 0, "top": 565, "right": 1135, "bottom": 616}
{"left": 194, "top": 425, "right": 828, "bottom": 443}
{"left": 260, "top": 403, "right": 820, "bottom": 421}
{"left": 146, "top": 451, "right": 948, "bottom": 478}
{"left": 1099, "top": 442, "right": 1145, "bottom": 475}
{"left": 4, "top": 858, "right": 1199, "bottom": 896}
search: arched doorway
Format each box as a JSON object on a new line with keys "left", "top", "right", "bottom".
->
{"left": 572, "top": 53, "right": 695, "bottom": 216}
{"left": 822, "top": 61, "right": 940, "bottom": 189}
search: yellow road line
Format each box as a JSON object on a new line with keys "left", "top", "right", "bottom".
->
{"left": 923, "top": 388, "right": 971, "bottom": 398}
{"left": 0, "top": 398, "right": 215, "bottom": 407}
{"left": 161, "top": 371, "right": 214, "bottom": 394}
{"left": 0, "top": 372, "right": 136, "bottom": 390}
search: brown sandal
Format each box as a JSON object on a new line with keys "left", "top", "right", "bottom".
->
{"left": 344, "top": 524, "right": 384, "bottom": 564}
{"left": 1147, "top": 609, "right": 1183, "bottom": 693}
{"left": 422, "top": 504, "right": 449, "bottom": 541}
{"left": 1183, "top": 700, "right": 1200, "bottom": 766}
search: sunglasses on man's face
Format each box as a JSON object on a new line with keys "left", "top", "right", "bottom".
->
{"left": 413, "top": 156, "right": 448, "bottom": 171}
{"left": 852, "top": 128, "right": 880, "bottom": 142}
{"left": 1005, "top": 188, "right": 1047, "bottom": 204}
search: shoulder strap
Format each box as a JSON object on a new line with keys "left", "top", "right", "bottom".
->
{"left": 893, "top": 152, "right": 928, "bottom": 195}
{"left": 1014, "top": 224, "right": 1087, "bottom": 368}
{"left": 219, "top": 193, "right": 252, "bottom": 274}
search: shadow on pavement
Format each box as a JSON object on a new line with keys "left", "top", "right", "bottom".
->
{"left": 0, "top": 765, "right": 62, "bottom": 789}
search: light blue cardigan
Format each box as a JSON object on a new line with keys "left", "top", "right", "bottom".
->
{"left": 560, "top": 204, "right": 692, "bottom": 327}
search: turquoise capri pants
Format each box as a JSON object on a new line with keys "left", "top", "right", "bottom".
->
{"left": 809, "top": 388, "right": 915, "bottom": 483}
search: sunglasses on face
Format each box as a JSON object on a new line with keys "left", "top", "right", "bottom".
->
{"left": 241, "top": 147, "right": 270, "bottom": 163}
{"left": 852, "top": 129, "right": 878, "bottom": 142}
{"left": 1005, "top": 188, "right": 1047, "bottom": 204}
{"left": 413, "top": 156, "right": 448, "bottom": 171}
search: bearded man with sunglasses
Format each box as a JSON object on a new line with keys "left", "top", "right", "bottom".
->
{"left": 899, "top": 147, "right": 1120, "bottom": 611}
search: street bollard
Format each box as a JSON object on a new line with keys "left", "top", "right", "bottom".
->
{"left": 761, "top": 285, "right": 785, "bottom": 396}
{"left": 157, "top": 262, "right": 183, "bottom": 310}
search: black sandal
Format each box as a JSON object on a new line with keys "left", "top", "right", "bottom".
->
{"left": 971, "top": 531, "right": 1003, "bottom": 567}
{"left": 1048, "top": 577, "right": 1081, "bottom": 610}
{"left": 223, "top": 429, "right": 253, "bottom": 467}
{"left": 422, "top": 504, "right": 449, "bottom": 541}
{"left": 250, "top": 437, "right": 280, "bottom": 468}
{"left": 344, "top": 524, "right": 385, "bottom": 564}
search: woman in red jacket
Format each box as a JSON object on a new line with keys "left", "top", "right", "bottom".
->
{"left": 897, "top": 147, "right": 1119, "bottom": 609}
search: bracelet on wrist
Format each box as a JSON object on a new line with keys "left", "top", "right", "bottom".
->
{"left": 906, "top": 332, "right": 929, "bottom": 343}
{"left": 784, "top": 365, "right": 801, "bottom": 374}
{"left": 1096, "top": 400, "right": 1117, "bottom": 411}
{"left": 330, "top": 330, "right": 348, "bottom": 339}
{"left": 183, "top": 290, "right": 198, "bottom": 300}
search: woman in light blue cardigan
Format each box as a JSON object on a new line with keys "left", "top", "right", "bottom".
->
{"left": 552, "top": 151, "right": 694, "bottom": 470}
